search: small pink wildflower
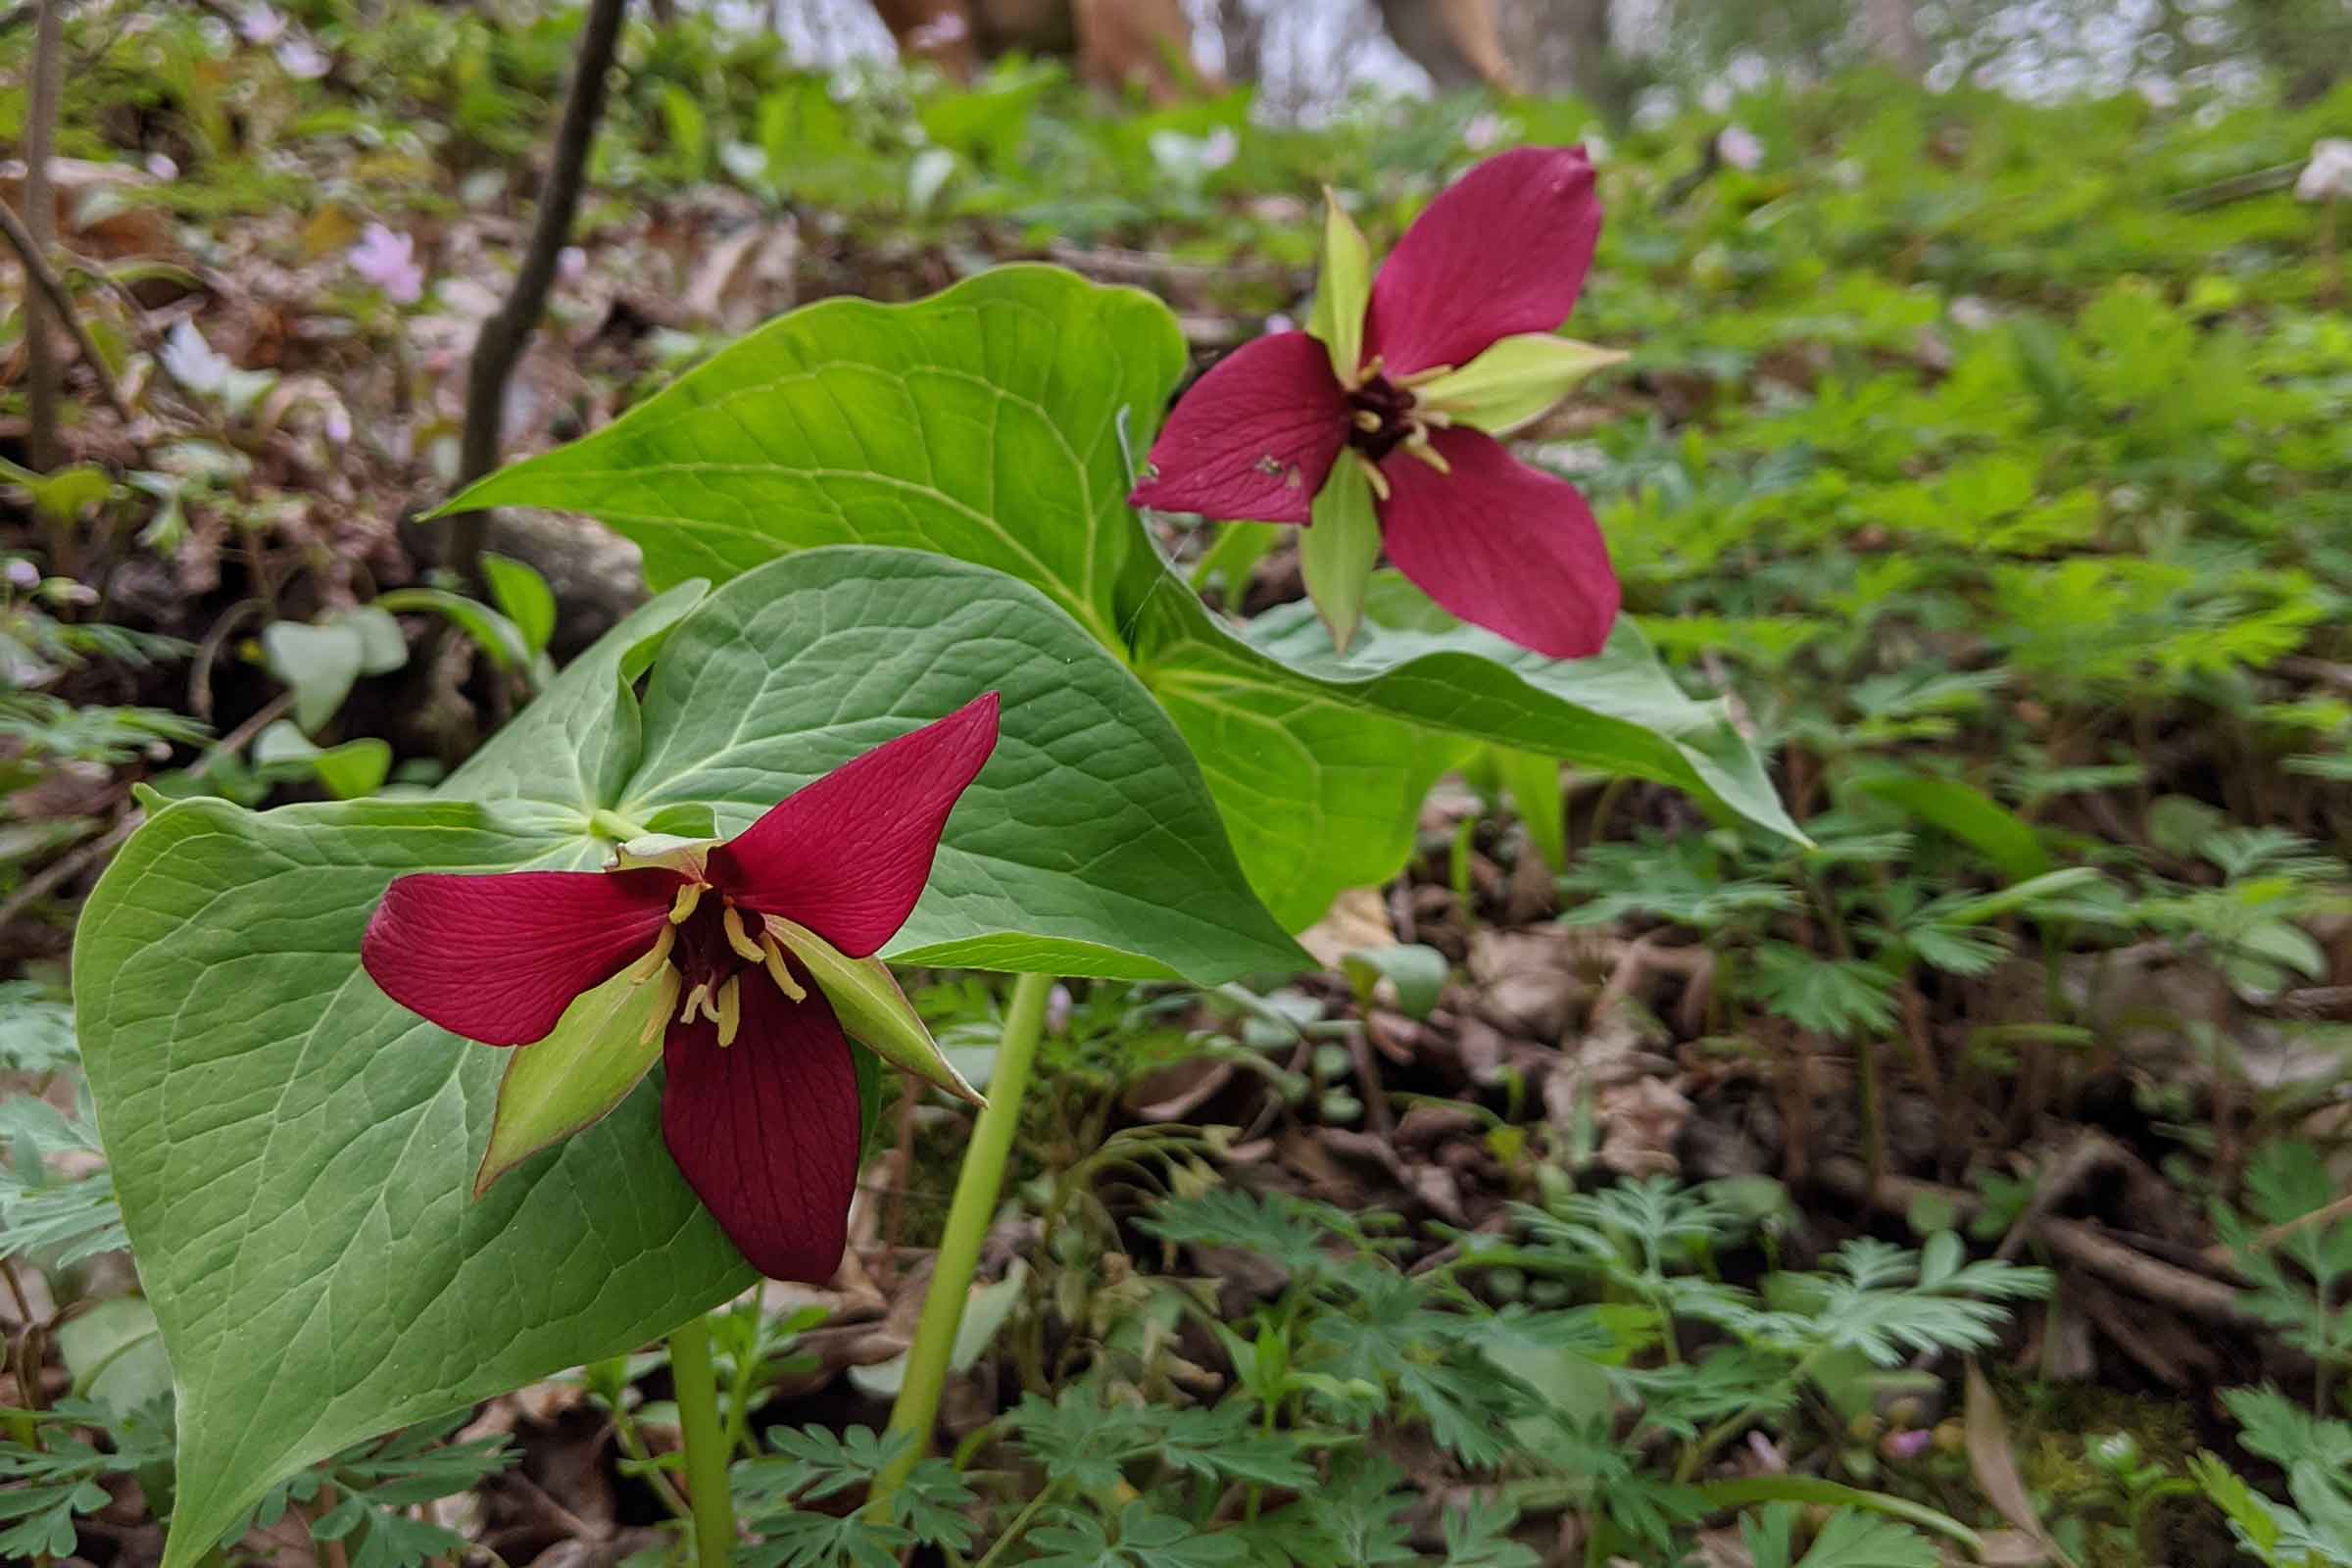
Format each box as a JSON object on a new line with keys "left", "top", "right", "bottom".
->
{"left": 348, "top": 223, "right": 424, "bottom": 305}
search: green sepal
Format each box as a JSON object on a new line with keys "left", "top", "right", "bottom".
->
{"left": 765, "top": 914, "right": 984, "bottom": 1107}
{"left": 1305, "top": 188, "right": 1372, "bottom": 386}
{"left": 1298, "top": 457, "right": 1382, "bottom": 653}
{"left": 473, "top": 963, "right": 680, "bottom": 1199}
{"left": 1416, "top": 332, "right": 1629, "bottom": 435}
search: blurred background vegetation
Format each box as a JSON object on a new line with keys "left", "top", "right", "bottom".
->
{"left": 7, "top": 0, "right": 2352, "bottom": 1564}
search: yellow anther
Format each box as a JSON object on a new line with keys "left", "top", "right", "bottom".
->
{"left": 1352, "top": 450, "right": 1393, "bottom": 502}
{"left": 627, "top": 923, "right": 676, "bottom": 984}
{"left": 679, "top": 981, "right": 710, "bottom": 1024}
{"left": 759, "top": 933, "right": 808, "bottom": 1003}
{"left": 1352, "top": 409, "right": 1383, "bottom": 432}
{"left": 1396, "top": 363, "right": 1457, "bottom": 388}
{"left": 721, "top": 904, "right": 766, "bottom": 963}
{"left": 1403, "top": 434, "right": 1452, "bottom": 475}
{"left": 715, "top": 977, "right": 742, "bottom": 1048}
{"left": 1346, "top": 353, "right": 1387, "bottom": 392}
{"left": 667, "top": 882, "right": 705, "bottom": 925}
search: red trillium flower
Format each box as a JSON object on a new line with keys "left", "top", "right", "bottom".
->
{"left": 362, "top": 694, "right": 1000, "bottom": 1282}
{"left": 1129, "top": 146, "right": 1625, "bottom": 660}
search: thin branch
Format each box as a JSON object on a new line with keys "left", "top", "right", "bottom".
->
{"left": 23, "top": 0, "right": 66, "bottom": 465}
{"left": 445, "top": 0, "right": 630, "bottom": 582}
{"left": 0, "top": 690, "right": 293, "bottom": 931}
{"left": 0, "top": 197, "right": 136, "bottom": 426}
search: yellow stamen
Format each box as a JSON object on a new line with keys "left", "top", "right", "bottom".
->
{"left": 721, "top": 904, "right": 766, "bottom": 962}
{"left": 699, "top": 986, "right": 722, "bottom": 1024}
{"left": 1347, "top": 353, "right": 1386, "bottom": 392}
{"left": 668, "top": 882, "right": 704, "bottom": 924}
{"left": 759, "top": 933, "right": 808, "bottom": 1003}
{"left": 1352, "top": 450, "right": 1393, "bottom": 503}
{"left": 1396, "top": 363, "right": 1456, "bottom": 388}
{"left": 1403, "top": 433, "right": 1452, "bottom": 475}
{"left": 627, "top": 923, "right": 676, "bottom": 984}
{"left": 715, "top": 977, "right": 742, "bottom": 1048}
{"left": 1352, "top": 409, "right": 1383, "bottom": 432}
{"left": 679, "top": 981, "right": 710, "bottom": 1024}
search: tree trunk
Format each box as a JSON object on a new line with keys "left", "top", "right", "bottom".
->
{"left": 1372, "top": 0, "right": 1514, "bottom": 93}
{"left": 1215, "top": 0, "right": 1262, "bottom": 82}
{"left": 1860, "top": 0, "right": 1927, "bottom": 80}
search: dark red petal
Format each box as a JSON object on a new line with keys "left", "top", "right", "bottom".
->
{"left": 709, "top": 693, "right": 1000, "bottom": 958}
{"left": 1376, "top": 426, "right": 1620, "bottom": 660}
{"left": 1127, "top": 331, "right": 1350, "bottom": 524}
{"left": 660, "top": 978, "right": 858, "bottom": 1283}
{"left": 1364, "top": 147, "right": 1601, "bottom": 378}
{"left": 362, "top": 868, "right": 679, "bottom": 1046}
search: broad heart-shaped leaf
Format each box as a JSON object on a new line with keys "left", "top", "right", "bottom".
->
{"left": 443, "top": 265, "right": 1795, "bottom": 929}
{"left": 445, "top": 264, "right": 1181, "bottom": 655}
{"left": 75, "top": 549, "right": 1299, "bottom": 1568}
{"left": 1218, "top": 575, "right": 1802, "bottom": 850}
{"left": 616, "top": 548, "right": 1301, "bottom": 981}
{"left": 75, "top": 797, "right": 740, "bottom": 1568}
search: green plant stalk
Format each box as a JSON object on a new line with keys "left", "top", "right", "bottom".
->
{"left": 669, "top": 1314, "right": 735, "bottom": 1568}
{"left": 872, "top": 969, "right": 1055, "bottom": 1506}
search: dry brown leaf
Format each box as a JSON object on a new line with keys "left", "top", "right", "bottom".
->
{"left": 1965, "top": 1361, "right": 2074, "bottom": 1566}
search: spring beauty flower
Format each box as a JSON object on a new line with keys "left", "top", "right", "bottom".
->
{"left": 347, "top": 223, "right": 424, "bottom": 305}
{"left": 362, "top": 695, "right": 999, "bottom": 1281}
{"left": 1129, "top": 147, "right": 1624, "bottom": 659}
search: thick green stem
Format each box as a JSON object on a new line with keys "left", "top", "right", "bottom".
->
{"left": 872, "top": 970, "right": 1055, "bottom": 1506}
{"left": 669, "top": 1314, "right": 735, "bottom": 1568}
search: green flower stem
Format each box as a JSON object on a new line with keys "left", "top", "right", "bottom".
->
{"left": 587, "top": 808, "right": 646, "bottom": 842}
{"left": 669, "top": 1314, "right": 735, "bottom": 1568}
{"left": 872, "top": 969, "right": 1055, "bottom": 1507}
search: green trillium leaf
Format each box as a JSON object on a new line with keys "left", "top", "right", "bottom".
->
{"left": 442, "top": 264, "right": 1177, "bottom": 653}
{"left": 1415, "top": 331, "right": 1629, "bottom": 435}
{"left": 1305, "top": 188, "right": 1372, "bottom": 385}
{"left": 1298, "top": 456, "right": 1382, "bottom": 653}
{"left": 473, "top": 963, "right": 680, "bottom": 1200}
{"left": 764, "top": 913, "right": 982, "bottom": 1107}
{"left": 442, "top": 265, "right": 1794, "bottom": 931}
{"left": 76, "top": 547, "right": 1300, "bottom": 1568}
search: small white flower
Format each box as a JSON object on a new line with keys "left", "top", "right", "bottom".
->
{"left": 347, "top": 223, "right": 424, "bottom": 305}
{"left": 558, "top": 245, "right": 588, "bottom": 282}
{"left": 906, "top": 9, "right": 969, "bottom": 50}
{"left": 6, "top": 560, "right": 42, "bottom": 591}
{"left": 1265, "top": 312, "right": 1296, "bottom": 334}
{"left": 1717, "top": 124, "right": 1763, "bottom": 172}
{"left": 1200, "top": 127, "right": 1239, "bottom": 172}
{"left": 145, "top": 153, "right": 179, "bottom": 180}
{"left": 239, "top": 3, "right": 285, "bottom": 43}
{"left": 161, "top": 320, "right": 233, "bottom": 394}
{"left": 1461, "top": 112, "right": 1504, "bottom": 151}
{"left": 2296, "top": 139, "right": 2352, "bottom": 204}
{"left": 276, "top": 37, "right": 329, "bottom": 79}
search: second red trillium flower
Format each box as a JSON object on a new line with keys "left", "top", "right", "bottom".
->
{"left": 1129, "top": 146, "right": 1625, "bottom": 660}
{"left": 361, "top": 694, "right": 1000, "bottom": 1283}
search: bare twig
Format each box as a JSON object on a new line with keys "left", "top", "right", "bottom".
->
{"left": 22, "top": 0, "right": 66, "bottom": 465}
{"left": 445, "top": 0, "right": 629, "bottom": 583}
{"left": 2171, "top": 164, "right": 2300, "bottom": 212}
{"left": 0, "top": 197, "right": 134, "bottom": 426}
{"left": 2208, "top": 1187, "right": 2352, "bottom": 1268}
{"left": 1818, "top": 1157, "right": 2250, "bottom": 1325}
{"left": 0, "top": 691, "right": 295, "bottom": 931}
